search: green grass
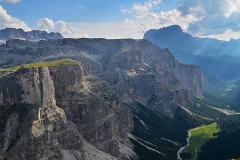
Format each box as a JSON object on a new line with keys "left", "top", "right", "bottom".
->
{"left": 0, "top": 59, "right": 79, "bottom": 78}
{"left": 183, "top": 123, "right": 220, "bottom": 159}
{"left": 5, "top": 58, "right": 79, "bottom": 72}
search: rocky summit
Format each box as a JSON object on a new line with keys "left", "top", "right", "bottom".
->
{"left": 0, "top": 38, "right": 204, "bottom": 159}
{"left": 0, "top": 28, "right": 63, "bottom": 41}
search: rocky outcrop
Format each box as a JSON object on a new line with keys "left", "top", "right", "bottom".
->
{"left": 0, "top": 28, "right": 63, "bottom": 41}
{"left": 0, "top": 64, "right": 135, "bottom": 159}
{"left": 99, "top": 40, "right": 203, "bottom": 115}
{"left": 0, "top": 38, "right": 206, "bottom": 159}
{"left": 0, "top": 38, "right": 203, "bottom": 115}
{"left": 49, "top": 65, "right": 134, "bottom": 158}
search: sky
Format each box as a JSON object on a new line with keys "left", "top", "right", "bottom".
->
{"left": 1, "top": 0, "right": 240, "bottom": 40}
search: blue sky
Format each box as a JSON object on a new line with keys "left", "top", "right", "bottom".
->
{"left": 0, "top": 0, "right": 240, "bottom": 40}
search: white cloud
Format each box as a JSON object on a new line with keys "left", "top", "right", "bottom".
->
{"left": 35, "top": 18, "right": 89, "bottom": 38}
{"left": 129, "top": 0, "right": 162, "bottom": 19}
{"left": 64, "top": 26, "right": 88, "bottom": 38}
{"left": 0, "top": 0, "right": 21, "bottom": 3}
{"left": 0, "top": 5, "right": 31, "bottom": 31}
{"left": 36, "top": 18, "right": 55, "bottom": 32}
{"left": 153, "top": 0, "right": 161, "bottom": 5}
{"left": 176, "top": 0, "right": 240, "bottom": 36}
{"left": 224, "top": 0, "right": 240, "bottom": 17}
{"left": 120, "top": 0, "right": 200, "bottom": 38}
{"left": 119, "top": 0, "right": 240, "bottom": 40}
{"left": 131, "top": 2, "right": 150, "bottom": 19}
{"left": 67, "top": 22, "right": 141, "bottom": 39}
{"left": 204, "top": 29, "right": 240, "bottom": 41}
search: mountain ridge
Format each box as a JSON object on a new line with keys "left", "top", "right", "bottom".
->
{"left": 0, "top": 38, "right": 203, "bottom": 115}
{"left": 0, "top": 28, "right": 63, "bottom": 41}
{"left": 0, "top": 38, "right": 206, "bottom": 159}
{"left": 144, "top": 25, "right": 240, "bottom": 80}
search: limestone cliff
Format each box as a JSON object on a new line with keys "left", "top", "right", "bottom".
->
{"left": 0, "top": 64, "right": 135, "bottom": 159}
{"left": 99, "top": 40, "right": 203, "bottom": 115}
{"left": 0, "top": 38, "right": 203, "bottom": 115}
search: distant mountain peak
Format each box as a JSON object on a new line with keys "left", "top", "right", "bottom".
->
{"left": 161, "top": 25, "right": 183, "bottom": 33}
{"left": 0, "top": 28, "right": 63, "bottom": 41}
{"left": 144, "top": 25, "right": 195, "bottom": 51}
{"left": 144, "top": 25, "right": 240, "bottom": 80}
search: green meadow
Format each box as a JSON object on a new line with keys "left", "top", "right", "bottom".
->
{"left": 183, "top": 123, "right": 220, "bottom": 159}
{"left": 5, "top": 58, "right": 79, "bottom": 72}
{"left": 0, "top": 59, "right": 79, "bottom": 78}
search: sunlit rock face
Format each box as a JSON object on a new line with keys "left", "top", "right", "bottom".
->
{"left": 0, "top": 65, "right": 134, "bottom": 159}
{"left": 0, "top": 37, "right": 205, "bottom": 159}
{"left": 0, "top": 38, "right": 203, "bottom": 116}
{"left": 98, "top": 39, "right": 203, "bottom": 115}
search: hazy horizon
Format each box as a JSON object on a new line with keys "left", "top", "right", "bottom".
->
{"left": 0, "top": 0, "right": 240, "bottom": 40}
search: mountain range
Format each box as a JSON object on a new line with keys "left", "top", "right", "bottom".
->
{"left": 0, "top": 28, "right": 239, "bottom": 159}
{"left": 144, "top": 25, "right": 240, "bottom": 80}
{"left": 0, "top": 28, "right": 63, "bottom": 42}
{"left": 0, "top": 38, "right": 205, "bottom": 159}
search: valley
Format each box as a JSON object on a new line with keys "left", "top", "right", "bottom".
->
{"left": 0, "top": 0, "right": 240, "bottom": 159}
{"left": 0, "top": 29, "right": 239, "bottom": 159}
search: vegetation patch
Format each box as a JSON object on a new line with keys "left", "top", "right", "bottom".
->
{"left": 4, "top": 58, "right": 79, "bottom": 72}
{"left": 183, "top": 123, "right": 220, "bottom": 159}
{"left": 127, "top": 101, "right": 209, "bottom": 160}
{"left": 198, "top": 114, "right": 240, "bottom": 160}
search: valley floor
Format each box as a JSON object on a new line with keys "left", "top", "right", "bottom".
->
{"left": 181, "top": 123, "right": 220, "bottom": 160}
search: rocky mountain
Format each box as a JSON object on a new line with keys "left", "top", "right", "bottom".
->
{"left": 0, "top": 38, "right": 204, "bottom": 159}
{"left": 144, "top": 25, "right": 201, "bottom": 55}
{"left": 0, "top": 63, "right": 134, "bottom": 159}
{"left": 144, "top": 25, "right": 240, "bottom": 80}
{"left": 0, "top": 28, "right": 63, "bottom": 41}
{"left": 0, "top": 38, "right": 203, "bottom": 115}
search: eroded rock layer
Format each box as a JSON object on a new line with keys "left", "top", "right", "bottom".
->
{"left": 0, "top": 65, "right": 135, "bottom": 160}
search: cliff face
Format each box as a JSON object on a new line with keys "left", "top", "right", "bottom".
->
{"left": 49, "top": 65, "right": 134, "bottom": 157}
{"left": 0, "top": 65, "right": 134, "bottom": 159}
{"left": 99, "top": 40, "right": 203, "bottom": 115}
{"left": 0, "top": 38, "right": 203, "bottom": 116}
{"left": 0, "top": 38, "right": 205, "bottom": 159}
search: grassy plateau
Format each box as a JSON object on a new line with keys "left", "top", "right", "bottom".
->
{"left": 0, "top": 59, "right": 79, "bottom": 78}
{"left": 5, "top": 58, "right": 79, "bottom": 72}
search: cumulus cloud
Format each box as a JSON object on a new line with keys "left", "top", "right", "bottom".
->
{"left": 0, "top": 0, "right": 21, "bottom": 3}
{"left": 36, "top": 18, "right": 88, "bottom": 38}
{"left": 67, "top": 22, "right": 138, "bottom": 39}
{"left": 129, "top": 0, "right": 161, "bottom": 19}
{"left": 120, "top": 0, "right": 240, "bottom": 39}
{"left": 36, "top": 18, "right": 55, "bottom": 32}
{"left": 0, "top": 5, "right": 31, "bottom": 31}
{"left": 177, "top": 0, "right": 240, "bottom": 36}
{"left": 120, "top": 0, "right": 200, "bottom": 37}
